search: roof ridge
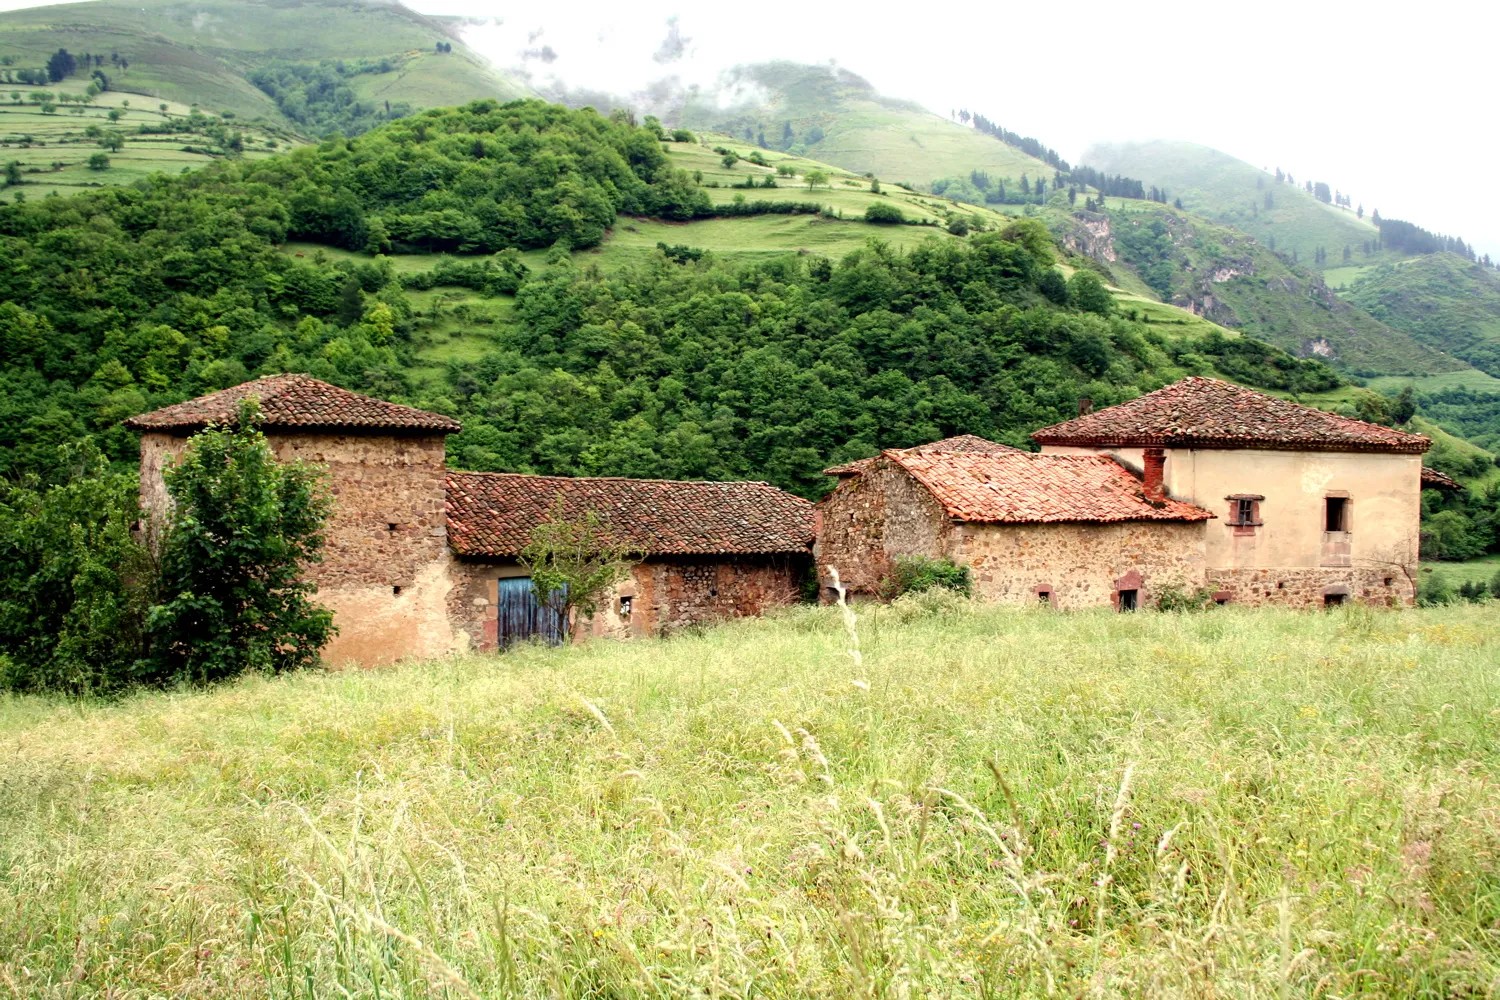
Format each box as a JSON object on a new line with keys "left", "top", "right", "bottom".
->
{"left": 448, "top": 470, "right": 786, "bottom": 490}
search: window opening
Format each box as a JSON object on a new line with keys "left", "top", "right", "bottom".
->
{"left": 1325, "top": 497, "right": 1349, "bottom": 532}
{"left": 619, "top": 596, "right": 633, "bottom": 617}
{"left": 387, "top": 522, "right": 398, "bottom": 533}
{"left": 392, "top": 586, "right": 402, "bottom": 596}
{"left": 1235, "top": 498, "right": 1254, "bottom": 524}
{"left": 1117, "top": 589, "right": 1138, "bottom": 612}
{"left": 1324, "top": 593, "right": 1346, "bottom": 608}
{"left": 1383, "top": 577, "right": 1394, "bottom": 587}
{"left": 1037, "top": 590, "right": 1052, "bottom": 605}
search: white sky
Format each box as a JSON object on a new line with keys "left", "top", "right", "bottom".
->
{"left": 4, "top": 0, "right": 1494, "bottom": 256}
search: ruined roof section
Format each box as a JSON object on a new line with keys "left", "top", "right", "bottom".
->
{"left": 890, "top": 451, "right": 1215, "bottom": 524}
{"left": 1030, "top": 376, "right": 1430, "bottom": 454}
{"left": 1421, "top": 466, "right": 1464, "bottom": 491}
{"left": 824, "top": 434, "right": 1024, "bottom": 477}
{"left": 123, "top": 374, "right": 462, "bottom": 434}
{"left": 446, "top": 472, "right": 816, "bottom": 558}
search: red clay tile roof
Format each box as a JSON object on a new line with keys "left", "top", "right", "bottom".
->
{"left": 824, "top": 434, "right": 1024, "bottom": 476}
{"left": 446, "top": 472, "right": 816, "bottom": 558}
{"left": 1421, "top": 466, "right": 1464, "bottom": 491}
{"left": 123, "top": 374, "right": 461, "bottom": 434}
{"left": 890, "top": 451, "right": 1215, "bottom": 524}
{"left": 1030, "top": 377, "right": 1429, "bottom": 454}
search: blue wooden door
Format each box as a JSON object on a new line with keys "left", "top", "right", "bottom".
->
{"left": 495, "top": 577, "right": 567, "bottom": 646}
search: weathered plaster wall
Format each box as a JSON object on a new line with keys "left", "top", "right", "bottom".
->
{"left": 814, "top": 459, "right": 954, "bottom": 596}
{"left": 954, "top": 520, "right": 1207, "bottom": 609}
{"left": 452, "top": 555, "right": 808, "bottom": 648}
{"left": 1040, "top": 445, "right": 1422, "bottom": 605}
{"left": 140, "top": 429, "right": 463, "bottom": 665}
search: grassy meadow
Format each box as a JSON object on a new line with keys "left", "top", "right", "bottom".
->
{"left": 1, "top": 83, "right": 295, "bottom": 200}
{"left": 2, "top": 599, "right": 1499, "bottom": 997}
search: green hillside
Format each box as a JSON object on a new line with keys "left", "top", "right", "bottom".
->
{"left": 0, "top": 97, "right": 1345, "bottom": 497}
{"left": 1081, "top": 139, "right": 1387, "bottom": 272}
{"left": 1045, "top": 198, "right": 1468, "bottom": 377}
{"left": 0, "top": 0, "right": 530, "bottom": 125}
{"left": 1347, "top": 253, "right": 1500, "bottom": 377}
{"left": 672, "top": 62, "right": 1053, "bottom": 189}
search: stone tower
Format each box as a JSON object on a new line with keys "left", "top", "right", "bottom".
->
{"left": 124, "top": 374, "right": 464, "bottom": 665}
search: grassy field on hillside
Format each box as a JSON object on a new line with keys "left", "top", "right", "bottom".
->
{"left": 3, "top": 601, "right": 1499, "bottom": 997}
{"left": 675, "top": 62, "right": 1053, "bottom": 188}
{"left": 1082, "top": 139, "right": 1389, "bottom": 272}
{"left": 0, "top": 0, "right": 530, "bottom": 120}
{"left": 1, "top": 84, "right": 294, "bottom": 199}
{"left": 1422, "top": 554, "right": 1500, "bottom": 590}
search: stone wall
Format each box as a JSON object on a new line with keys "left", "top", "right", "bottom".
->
{"left": 453, "top": 554, "right": 808, "bottom": 648}
{"left": 954, "top": 520, "right": 1207, "bottom": 609}
{"left": 1206, "top": 567, "right": 1413, "bottom": 608}
{"left": 814, "top": 459, "right": 954, "bottom": 596}
{"left": 139, "top": 429, "right": 462, "bottom": 666}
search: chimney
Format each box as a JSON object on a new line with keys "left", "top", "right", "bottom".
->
{"left": 1077, "top": 397, "right": 1093, "bottom": 416}
{"left": 1142, "top": 447, "right": 1166, "bottom": 502}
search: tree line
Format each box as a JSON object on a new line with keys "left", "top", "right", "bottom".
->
{"left": 954, "top": 109, "right": 1070, "bottom": 172}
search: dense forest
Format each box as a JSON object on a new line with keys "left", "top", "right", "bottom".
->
{"left": 248, "top": 60, "right": 413, "bottom": 138}
{"left": 0, "top": 98, "right": 1345, "bottom": 498}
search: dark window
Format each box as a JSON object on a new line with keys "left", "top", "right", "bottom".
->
{"left": 1324, "top": 593, "right": 1346, "bottom": 608}
{"left": 619, "top": 596, "right": 633, "bottom": 617}
{"left": 1235, "top": 498, "right": 1254, "bottom": 524}
{"left": 1118, "top": 589, "right": 1138, "bottom": 612}
{"left": 1325, "top": 497, "right": 1349, "bottom": 532}
{"left": 1037, "top": 590, "right": 1051, "bottom": 604}
{"left": 388, "top": 522, "right": 398, "bottom": 532}
{"left": 1383, "top": 577, "right": 1394, "bottom": 587}
{"left": 392, "top": 586, "right": 402, "bottom": 596}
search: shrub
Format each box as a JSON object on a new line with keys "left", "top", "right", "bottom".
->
{"left": 87, "top": 152, "right": 110, "bottom": 170}
{"left": 670, "top": 128, "right": 695, "bottom": 143}
{"left": 1491, "top": 568, "right": 1500, "bottom": 599}
{"left": 1154, "top": 585, "right": 1219, "bottom": 612}
{"left": 864, "top": 202, "right": 906, "bottom": 225}
{"left": 147, "top": 400, "right": 335, "bottom": 684}
{"left": 1456, "top": 580, "right": 1491, "bottom": 603}
{"left": 0, "top": 442, "right": 152, "bottom": 694}
{"left": 1068, "top": 270, "right": 1114, "bottom": 316}
{"left": 1417, "top": 572, "right": 1454, "bottom": 606}
{"left": 882, "top": 556, "right": 972, "bottom": 599}
{"left": 946, "top": 216, "right": 969, "bottom": 236}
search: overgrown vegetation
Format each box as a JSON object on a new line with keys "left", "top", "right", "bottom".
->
{"left": 880, "top": 555, "right": 972, "bottom": 599}
{"left": 518, "top": 498, "right": 637, "bottom": 640}
{"left": 249, "top": 60, "right": 412, "bottom": 137}
{"left": 1, "top": 602, "right": 1497, "bottom": 995}
{"left": 0, "top": 403, "right": 333, "bottom": 694}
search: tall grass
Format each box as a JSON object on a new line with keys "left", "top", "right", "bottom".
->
{"left": 2, "top": 599, "right": 1498, "bottom": 997}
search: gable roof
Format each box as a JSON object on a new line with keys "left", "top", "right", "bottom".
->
{"left": 824, "top": 434, "right": 1024, "bottom": 477}
{"left": 446, "top": 472, "right": 815, "bottom": 558}
{"left": 123, "top": 374, "right": 462, "bottom": 434}
{"left": 1030, "top": 377, "right": 1429, "bottom": 454}
{"left": 888, "top": 450, "right": 1214, "bottom": 524}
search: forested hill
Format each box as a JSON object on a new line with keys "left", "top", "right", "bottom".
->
{"left": 0, "top": 97, "right": 1342, "bottom": 496}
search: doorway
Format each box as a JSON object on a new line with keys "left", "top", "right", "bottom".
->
{"left": 495, "top": 577, "right": 567, "bottom": 646}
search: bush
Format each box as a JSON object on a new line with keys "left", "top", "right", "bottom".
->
{"left": 86, "top": 152, "right": 110, "bottom": 170}
{"left": 1456, "top": 580, "right": 1491, "bottom": 603}
{"left": 1418, "top": 572, "right": 1454, "bottom": 606}
{"left": 882, "top": 556, "right": 972, "bottom": 599}
{"left": 147, "top": 401, "right": 335, "bottom": 684}
{"left": 1068, "top": 270, "right": 1114, "bottom": 316}
{"left": 1491, "top": 567, "right": 1500, "bottom": 599}
{"left": 946, "top": 216, "right": 969, "bottom": 236}
{"left": 0, "top": 443, "right": 152, "bottom": 694}
{"left": 1154, "top": 585, "right": 1219, "bottom": 612}
{"left": 670, "top": 128, "right": 695, "bottom": 143}
{"left": 864, "top": 202, "right": 906, "bottom": 225}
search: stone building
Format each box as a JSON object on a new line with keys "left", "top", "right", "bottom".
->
{"left": 816, "top": 435, "right": 1215, "bottom": 609}
{"left": 127, "top": 375, "right": 814, "bottom": 665}
{"left": 446, "top": 472, "right": 813, "bottom": 645}
{"left": 1032, "top": 376, "right": 1430, "bottom": 607}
